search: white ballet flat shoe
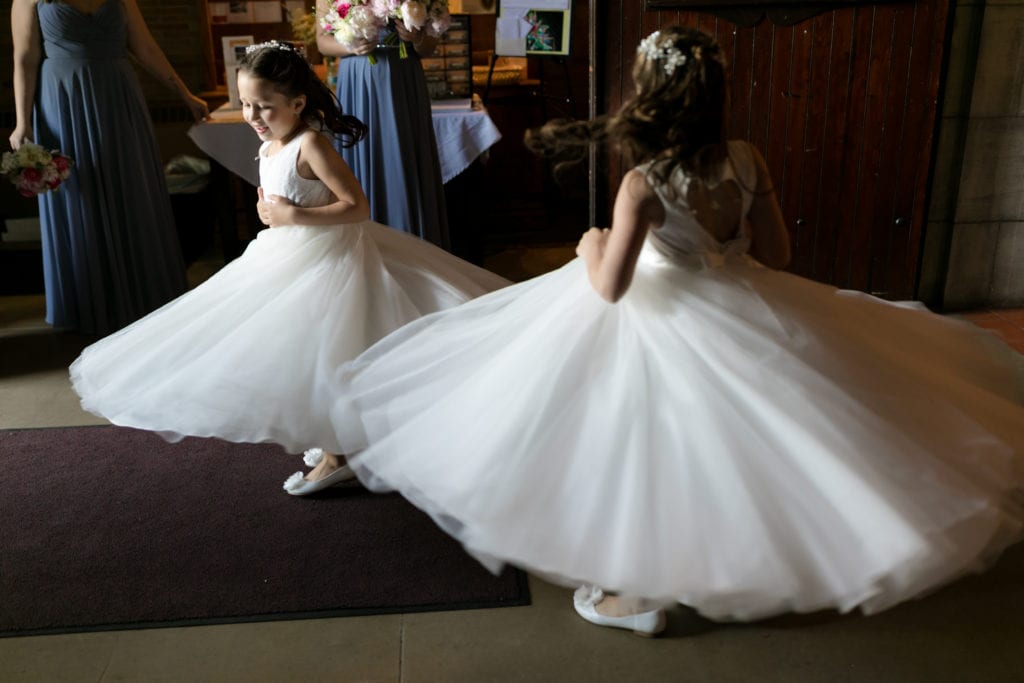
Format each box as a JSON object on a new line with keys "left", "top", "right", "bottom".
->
{"left": 303, "top": 448, "right": 325, "bottom": 468}
{"left": 572, "top": 586, "right": 667, "bottom": 637}
{"left": 282, "top": 463, "right": 356, "bottom": 496}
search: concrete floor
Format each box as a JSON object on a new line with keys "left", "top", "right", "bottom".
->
{"left": 1, "top": 248, "right": 1023, "bottom": 682}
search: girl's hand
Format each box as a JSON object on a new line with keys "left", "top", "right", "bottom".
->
{"left": 576, "top": 227, "right": 610, "bottom": 262}
{"left": 257, "top": 187, "right": 295, "bottom": 227}
{"left": 9, "top": 125, "right": 33, "bottom": 150}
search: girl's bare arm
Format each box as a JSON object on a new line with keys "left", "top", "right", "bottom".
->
{"left": 577, "top": 169, "right": 664, "bottom": 303}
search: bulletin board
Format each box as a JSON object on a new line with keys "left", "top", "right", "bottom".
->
{"left": 494, "top": 0, "right": 572, "bottom": 57}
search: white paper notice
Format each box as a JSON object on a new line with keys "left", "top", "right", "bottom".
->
{"left": 502, "top": 0, "right": 569, "bottom": 9}
{"left": 495, "top": 15, "right": 533, "bottom": 56}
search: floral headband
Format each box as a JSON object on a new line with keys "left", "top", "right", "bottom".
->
{"left": 245, "top": 40, "right": 300, "bottom": 55}
{"left": 637, "top": 31, "right": 701, "bottom": 76}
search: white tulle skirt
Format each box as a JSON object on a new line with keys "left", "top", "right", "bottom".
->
{"left": 332, "top": 244, "right": 1024, "bottom": 621}
{"left": 70, "top": 221, "right": 509, "bottom": 454}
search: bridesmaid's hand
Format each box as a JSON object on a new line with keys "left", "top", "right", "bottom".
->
{"left": 395, "top": 24, "right": 435, "bottom": 56}
{"left": 9, "top": 125, "right": 33, "bottom": 150}
{"left": 257, "top": 187, "right": 295, "bottom": 228}
{"left": 345, "top": 35, "right": 377, "bottom": 57}
{"left": 183, "top": 93, "right": 210, "bottom": 122}
{"left": 394, "top": 23, "right": 423, "bottom": 45}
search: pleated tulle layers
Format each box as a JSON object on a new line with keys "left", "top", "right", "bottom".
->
{"left": 333, "top": 246, "right": 1024, "bottom": 620}
{"left": 71, "top": 222, "right": 508, "bottom": 453}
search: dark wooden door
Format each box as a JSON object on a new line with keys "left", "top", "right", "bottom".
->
{"left": 593, "top": 1, "right": 950, "bottom": 299}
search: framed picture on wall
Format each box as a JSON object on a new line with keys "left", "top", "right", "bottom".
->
{"left": 524, "top": 9, "right": 570, "bottom": 55}
{"left": 495, "top": 1, "right": 571, "bottom": 57}
{"left": 221, "top": 35, "right": 254, "bottom": 109}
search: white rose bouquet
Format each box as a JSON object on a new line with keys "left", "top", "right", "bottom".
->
{"left": 389, "top": 0, "right": 451, "bottom": 39}
{"left": 320, "top": 0, "right": 387, "bottom": 64}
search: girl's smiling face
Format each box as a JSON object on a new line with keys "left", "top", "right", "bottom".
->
{"left": 237, "top": 71, "right": 306, "bottom": 143}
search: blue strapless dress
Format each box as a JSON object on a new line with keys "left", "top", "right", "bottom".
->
{"left": 333, "top": 27, "right": 449, "bottom": 250}
{"left": 34, "top": 0, "right": 186, "bottom": 335}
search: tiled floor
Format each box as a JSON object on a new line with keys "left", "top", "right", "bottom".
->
{"left": 956, "top": 308, "right": 1024, "bottom": 352}
{"left": 1, "top": 250, "right": 1023, "bottom": 682}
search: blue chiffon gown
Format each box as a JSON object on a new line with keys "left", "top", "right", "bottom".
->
{"left": 33, "top": 0, "right": 187, "bottom": 336}
{"left": 334, "top": 27, "right": 449, "bottom": 250}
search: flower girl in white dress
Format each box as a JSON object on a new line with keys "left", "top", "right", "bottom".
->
{"left": 70, "top": 41, "right": 509, "bottom": 494}
{"left": 329, "top": 27, "right": 1024, "bottom": 635}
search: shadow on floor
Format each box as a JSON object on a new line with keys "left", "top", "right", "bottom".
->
{"left": 0, "top": 330, "right": 93, "bottom": 379}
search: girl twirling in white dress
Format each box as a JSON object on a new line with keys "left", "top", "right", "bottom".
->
{"left": 329, "top": 26, "right": 1024, "bottom": 635}
{"left": 70, "top": 41, "right": 509, "bottom": 494}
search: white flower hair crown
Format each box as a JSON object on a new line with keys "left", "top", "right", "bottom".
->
{"left": 245, "top": 40, "right": 299, "bottom": 55}
{"left": 637, "top": 31, "right": 693, "bottom": 76}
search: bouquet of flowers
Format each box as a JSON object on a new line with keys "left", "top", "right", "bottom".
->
{"left": 320, "top": 1, "right": 387, "bottom": 62}
{"left": 388, "top": 1, "right": 452, "bottom": 39}
{"left": 1, "top": 142, "right": 73, "bottom": 197}
{"left": 321, "top": 0, "right": 450, "bottom": 63}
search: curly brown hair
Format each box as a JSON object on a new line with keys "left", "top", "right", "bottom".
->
{"left": 525, "top": 27, "right": 727, "bottom": 185}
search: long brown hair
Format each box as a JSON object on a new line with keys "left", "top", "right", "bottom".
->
{"left": 525, "top": 27, "right": 727, "bottom": 185}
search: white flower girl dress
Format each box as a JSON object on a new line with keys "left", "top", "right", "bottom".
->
{"left": 70, "top": 130, "right": 509, "bottom": 454}
{"left": 331, "top": 141, "right": 1024, "bottom": 621}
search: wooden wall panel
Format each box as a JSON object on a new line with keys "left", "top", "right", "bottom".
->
{"left": 594, "top": 1, "right": 949, "bottom": 299}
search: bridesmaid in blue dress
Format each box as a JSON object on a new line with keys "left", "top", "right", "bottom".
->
{"left": 10, "top": 0, "right": 208, "bottom": 335}
{"left": 316, "top": 6, "right": 449, "bottom": 250}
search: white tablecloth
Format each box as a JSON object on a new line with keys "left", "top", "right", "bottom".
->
{"left": 188, "top": 101, "right": 502, "bottom": 187}
{"left": 429, "top": 100, "right": 502, "bottom": 183}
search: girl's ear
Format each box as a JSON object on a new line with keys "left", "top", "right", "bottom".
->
{"left": 292, "top": 94, "right": 307, "bottom": 116}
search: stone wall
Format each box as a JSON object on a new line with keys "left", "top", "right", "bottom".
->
{"left": 922, "top": 0, "right": 1024, "bottom": 310}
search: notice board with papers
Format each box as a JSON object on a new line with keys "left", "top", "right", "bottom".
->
{"left": 494, "top": 0, "right": 572, "bottom": 57}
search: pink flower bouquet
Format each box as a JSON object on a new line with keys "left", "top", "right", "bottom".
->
{"left": 1, "top": 142, "right": 73, "bottom": 197}
{"left": 321, "top": 0, "right": 387, "bottom": 63}
{"left": 321, "top": 0, "right": 450, "bottom": 63}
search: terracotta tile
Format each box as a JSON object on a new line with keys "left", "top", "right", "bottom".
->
{"left": 992, "top": 309, "right": 1024, "bottom": 327}
{"left": 981, "top": 321, "right": 1024, "bottom": 336}
{"left": 959, "top": 311, "right": 1004, "bottom": 327}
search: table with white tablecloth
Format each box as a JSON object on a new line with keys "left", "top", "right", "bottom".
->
{"left": 187, "top": 100, "right": 502, "bottom": 188}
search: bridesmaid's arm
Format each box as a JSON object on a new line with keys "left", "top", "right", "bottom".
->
{"left": 122, "top": 0, "right": 208, "bottom": 121}
{"left": 315, "top": 0, "right": 375, "bottom": 58}
{"left": 315, "top": 31, "right": 376, "bottom": 59}
{"left": 10, "top": 0, "right": 41, "bottom": 149}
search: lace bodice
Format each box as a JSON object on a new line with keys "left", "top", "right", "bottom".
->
{"left": 642, "top": 140, "right": 759, "bottom": 267}
{"left": 258, "top": 131, "right": 334, "bottom": 209}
